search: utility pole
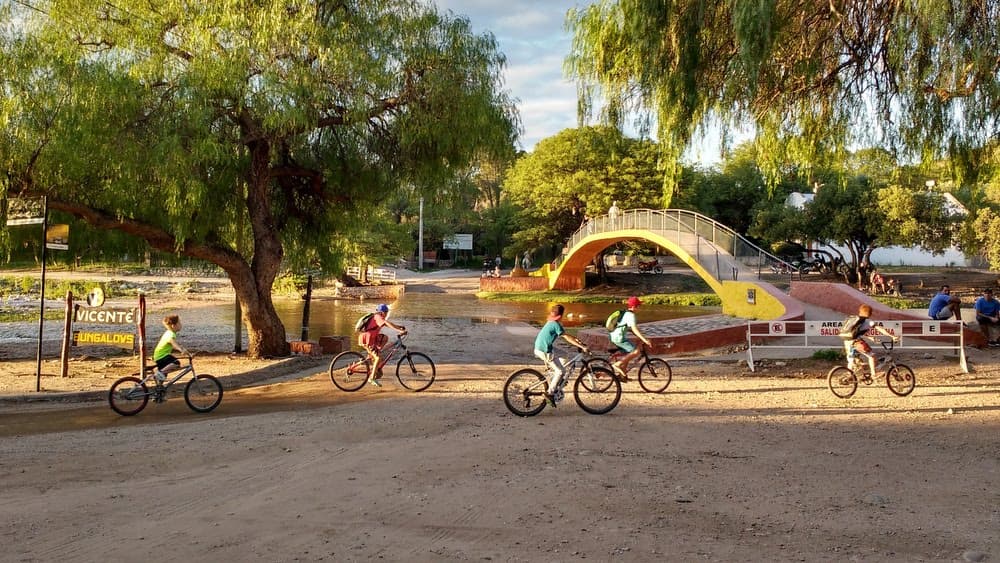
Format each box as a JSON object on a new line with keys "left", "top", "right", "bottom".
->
{"left": 418, "top": 196, "right": 424, "bottom": 270}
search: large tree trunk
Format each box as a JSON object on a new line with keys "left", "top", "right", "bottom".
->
{"left": 229, "top": 264, "right": 289, "bottom": 358}
{"left": 239, "top": 137, "right": 291, "bottom": 358}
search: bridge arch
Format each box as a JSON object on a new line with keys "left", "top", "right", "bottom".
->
{"left": 540, "top": 209, "right": 795, "bottom": 320}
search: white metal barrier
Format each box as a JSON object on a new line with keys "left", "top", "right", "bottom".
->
{"left": 346, "top": 266, "right": 397, "bottom": 283}
{"left": 746, "top": 319, "right": 967, "bottom": 373}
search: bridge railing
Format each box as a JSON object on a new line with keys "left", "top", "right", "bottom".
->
{"left": 559, "top": 208, "right": 795, "bottom": 281}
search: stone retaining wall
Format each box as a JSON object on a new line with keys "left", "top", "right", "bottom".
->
{"left": 479, "top": 276, "right": 549, "bottom": 292}
{"left": 333, "top": 284, "right": 405, "bottom": 300}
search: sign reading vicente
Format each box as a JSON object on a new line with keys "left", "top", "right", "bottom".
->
{"left": 74, "top": 307, "right": 137, "bottom": 325}
{"left": 72, "top": 331, "right": 135, "bottom": 348}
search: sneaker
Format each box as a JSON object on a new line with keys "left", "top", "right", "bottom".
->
{"left": 544, "top": 392, "right": 557, "bottom": 408}
{"left": 989, "top": 341, "right": 1000, "bottom": 348}
{"left": 368, "top": 377, "right": 382, "bottom": 387}
{"left": 611, "top": 363, "right": 629, "bottom": 382}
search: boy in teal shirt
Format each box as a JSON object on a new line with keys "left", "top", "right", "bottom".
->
{"left": 534, "top": 304, "right": 589, "bottom": 405}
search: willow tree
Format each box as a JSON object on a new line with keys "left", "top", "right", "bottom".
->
{"left": 567, "top": 1, "right": 1000, "bottom": 196}
{"left": 0, "top": 0, "right": 518, "bottom": 357}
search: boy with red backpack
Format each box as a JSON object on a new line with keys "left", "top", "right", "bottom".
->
{"left": 358, "top": 303, "right": 407, "bottom": 387}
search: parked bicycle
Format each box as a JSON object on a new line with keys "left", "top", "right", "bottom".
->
{"left": 329, "top": 333, "right": 435, "bottom": 392}
{"left": 588, "top": 344, "right": 672, "bottom": 393}
{"left": 108, "top": 354, "right": 223, "bottom": 416}
{"left": 827, "top": 338, "right": 915, "bottom": 399}
{"left": 503, "top": 346, "right": 621, "bottom": 416}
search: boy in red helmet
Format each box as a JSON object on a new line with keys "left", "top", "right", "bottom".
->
{"left": 609, "top": 296, "right": 653, "bottom": 381}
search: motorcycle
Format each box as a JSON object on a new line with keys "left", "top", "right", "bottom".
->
{"left": 637, "top": 258, "right": 663, "bottom": 274}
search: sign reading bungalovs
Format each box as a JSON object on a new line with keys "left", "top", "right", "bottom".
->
{"left": 72, "top": 331, "right": 135, "bottom": 348}
{"left": 74, "top": 308, "right": 136, "bottom": 325}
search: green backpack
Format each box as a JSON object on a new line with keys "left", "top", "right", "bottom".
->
{"left": 354, "top": 312, "right": 376, "bottom": 332}
{"left": 605, "top": 309, "right": 626, "bottom": 332}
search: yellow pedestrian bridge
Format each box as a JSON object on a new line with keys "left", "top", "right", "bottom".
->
{"left": 533, "top": 208, "right": 801, "bottom": 321}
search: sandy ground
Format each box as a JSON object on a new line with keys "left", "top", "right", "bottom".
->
{"left": 1, "top": 270, "right": 999, "bottom": 561}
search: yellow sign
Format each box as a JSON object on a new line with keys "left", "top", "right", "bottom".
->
{"left": 46, "top": 223, "right": 69, "bottom": 250}
{"left": 72, "top": 331, "right": 135, "bottom": 348}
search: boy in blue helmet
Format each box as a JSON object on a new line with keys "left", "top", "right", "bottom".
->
{"left": 358, "top": 303, "right": 406, "bottom": 387}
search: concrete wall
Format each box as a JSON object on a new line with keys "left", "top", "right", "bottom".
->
{"left": 790, "top": 281, "right": 986, "bottom": 347}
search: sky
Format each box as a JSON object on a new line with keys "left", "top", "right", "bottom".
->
{"left": 433, "top": 0, "right": 582, "bottom": 152}
{"left": 432, "top": 0, "right": 732, "bottom": 164}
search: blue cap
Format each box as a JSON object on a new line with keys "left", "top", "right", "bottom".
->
{"left": 375, "top": 303, "right": 389, "bottom": 314}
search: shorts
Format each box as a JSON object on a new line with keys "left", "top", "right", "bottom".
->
{"left": 155, "top": 355, "right": 179, "bottom": 370}
{"left": 851, "top": 339, "right": 872, "bottom": 355}
{"left": 612, "top": 338, "right": 636, "bottom": 354}
{"left": 359, "top": 332, "right": 387, "bottom": 352}
{"left": 932, "top": 309, "right": 954, "bottom": 320}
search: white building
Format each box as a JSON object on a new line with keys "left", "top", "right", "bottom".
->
{"left": 783, "top": 191, "right": 975, "bottom": 267}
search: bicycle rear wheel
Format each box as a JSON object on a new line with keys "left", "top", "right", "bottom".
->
{"left": 108, "top": 376, "right": 149, "bottom": 416}
{"left": 578, "top": 362, "right": 616, "bottom": 392}
{"left": 184, "top": 374, "right": 223, "bottom": 413}
{"left": 503, "top": 369, "right": 548, "bottom": 417}
{"left": 396, "top": 352, "right": 436, "bottom": 392}
{"left": 638, "top": 358, "right": 672, "bottom": 393}
{"left": 573, "top": 367, "right": 621, "bottom": 414}
{"left": 885, "top": 364, "right": 915, "bottom": 397}
{"left": 329, "top": 351, "right": 370, "bottom": 392}
{"left": 827, "top": 366, "right": 858, "bottom": 399}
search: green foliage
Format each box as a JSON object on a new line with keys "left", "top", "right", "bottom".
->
{"left": 272, "top": 273, "right": 310, "bottom": 297}
{"left": 504, "top": 126, "right": 665, "bottom": 254}
{"left": 0, "top": 276, "right": 121, "bottom": 300}
{"left": 567, "top": 2, "right": 1000, "bottom": 190}
{"left": 811, "top": 349, "right": 843, "bottom": 362}
{"left": 1, "top": 1, "right": 519, "bottom": 356}
{"left": 873, "top": 296, "right": 927, "bottom": 310}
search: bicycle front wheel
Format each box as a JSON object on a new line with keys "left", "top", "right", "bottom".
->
{"left": 108, "top": 376, "right": 149, "bottom": 416}
{"left": 638, "top": 358, "right": 672, "bottom": 393}
{"left": 885, "top": 364, "right": 916, "bottom": 397}
{"left": 827, "top": 366, "right": 858, "bottom": 399}
{"left": 573, "top": 367, "right": 621, "bottom": 414}
{"left": 329, "top": 351, "right": 370, "bottom": 392}
{"left": 184, "top": 374, "right": 223, "bottom": 413}
{"left": 396, "top": 352, "right": 436, "bottom": 392}
{"left": 503, "top": 369, "right": 548, "bottom": 417}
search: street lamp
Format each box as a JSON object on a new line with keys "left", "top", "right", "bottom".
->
{"left": 418, "top": 197, "right": 424, "bottom": 270}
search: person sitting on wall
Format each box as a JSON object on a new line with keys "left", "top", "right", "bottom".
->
{"left": 928, "top": 285, "right": 962, "bottom": 321}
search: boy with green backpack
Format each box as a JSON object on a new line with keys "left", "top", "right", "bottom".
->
{"left": 606, "top": 296, "right": 653, "bottom": 381}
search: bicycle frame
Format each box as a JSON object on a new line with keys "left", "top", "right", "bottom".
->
{"left": 366, "top": 333, "right": 408, "bottom": 369}
{"left": 141, "top": 363, "right": 195, "bottom": 392}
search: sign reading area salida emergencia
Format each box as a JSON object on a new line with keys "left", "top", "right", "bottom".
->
{"left": 72, "top": 331, "right": 135, "bottom": 348}
{"left": 74, "top": 307, "right": 136, "bottom": 325}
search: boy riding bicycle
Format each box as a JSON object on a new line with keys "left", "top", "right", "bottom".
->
{"left": 843, "top": 304, "right": 898, "bottom": 378}
{"left": 609, "top": 296, "right": 653, "bottom": 381}
{"left": 358, "top": 303, "right": 407, "bottom": 387}
{"left": 534, "top": 304, "right": 589, "bottom": 406}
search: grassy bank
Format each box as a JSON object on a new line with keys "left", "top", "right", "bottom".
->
{"left": 477, "top": 291, "right": 721, "bottom": 307}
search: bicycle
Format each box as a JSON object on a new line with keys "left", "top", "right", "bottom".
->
{"left": 588, "top": 344, "right": 672, "bottom": 393}
{"left": 108, "top": 354, "right": 223, "bottom": 416}
{"left": 503, "top": 346, "right": 621, "bottom": 416}
{"left": 329, "top": 333, "right": 435, "bottom": 392}
{"left": 827, "top": 338, "right": 915, "bottom": 399}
